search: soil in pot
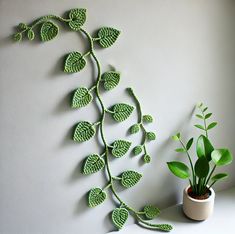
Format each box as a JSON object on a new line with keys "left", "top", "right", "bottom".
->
{"left": 187, "top": 187, "right": 211, "bottom": 200}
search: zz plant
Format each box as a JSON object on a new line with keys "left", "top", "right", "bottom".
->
{"left": 167, "top": 103, "right": 233, "bottom": 196}
{"left": 13, "top": 8, "right": 172, "bottom": 232}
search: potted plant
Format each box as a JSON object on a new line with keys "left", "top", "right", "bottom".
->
{"left": 167, "top": 103, "right": 233, "bottom": 220}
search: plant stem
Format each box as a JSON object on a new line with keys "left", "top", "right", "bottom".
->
{"left": 205, "top": 165, "right": 216, "bottom": 188}
{"left": 179, "top": 139, "right": 196, "bottom": 191}
{"left": 199, "top": 106, "right": 208, "bottom": 137}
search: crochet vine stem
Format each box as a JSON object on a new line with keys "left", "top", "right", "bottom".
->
{"left": 15, "top": 14, "right": 172, "bottom": 231}
{"left": 80, "top": 27, "right": 138, "bottom": 213}
{"left": 127, "top": 87, "right": 148, "bottom": 154}
{"left": 79, "top": 28, "right": 171, "bottom": 232}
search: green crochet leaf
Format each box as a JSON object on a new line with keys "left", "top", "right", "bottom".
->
{"left": 73, "top": 121, "right": 96, "bottom": 142}
{"left": 143, "top": 115, "right": 153, "bottom": 123}
{"left": 133, "top": 145, "right": 142, "bottom": 155}
{"left": 129, "top": 124, "right": 140, "bottom": 134}
{"left": 40, "top": 21, "right": 58, "bottom": 41}
{"left": 64, "top": 52, "right": 86, "bottom": 73}
{"left": 121, "top": 170, "right": 142, "bottom": 188}
{"left": 111, "top": 140, "right": 131, "bottom": 158}
{"left": 102, "top": 71, "right": 120, "bottom": 90}
{"left": 27, "top": 29, "right": 35, "bottom": 40}
{"left": 112, "top": 208, "right": 129, "bottom": 230}
{"left": 88, "top": 188, "right": 106, "bottom": 207}
{"left": 13, "top": 33, "right": 22, "bottom": 42}
{"left": 111, "top": 103, "right": 134, "bottom": 122}
{"left": 144, "top": 205, "right": 160, "bottom": 219}
{"left": 83, "top": 154, "right": 105, "bottom": 175}
{"left": 18, "top": 23, "right": 27, "bottom": 30}
{"left": 143, "top": 154, "right": 151, "bottom": 163}
{"left": 98, "top": 27, "right": 121, "bottom": 48}
{"left": 68, "top": 8, "right": 86, "bottom": 31}
{"left": 146, "top": 132, "right": 156, "bottom": 141}
{"left": 72, "top": 87, "right": 93, "bottom": 108}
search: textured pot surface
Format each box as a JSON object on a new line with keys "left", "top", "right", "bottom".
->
{"left": 183, "top": 185, "right": 215, "bottom": 220}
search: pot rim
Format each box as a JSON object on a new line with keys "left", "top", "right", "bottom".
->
{"left": 184, "top": 185, "right": 215, "bottom": 203}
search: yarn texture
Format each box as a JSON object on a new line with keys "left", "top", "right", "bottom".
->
{"left": 13, "top": 8, "right": 172, "bottom": 232}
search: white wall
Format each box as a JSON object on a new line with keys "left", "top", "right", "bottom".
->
{"left": 0, "top": 0, "right": 234, "bottom": 233}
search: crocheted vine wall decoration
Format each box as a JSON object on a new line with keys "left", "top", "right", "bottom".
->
{"left": 13, "top": 8, "right": 172, "bottom": 232}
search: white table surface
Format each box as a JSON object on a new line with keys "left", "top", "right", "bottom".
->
{"left": 108, "top": 187, "right": 235, "bottom": 234}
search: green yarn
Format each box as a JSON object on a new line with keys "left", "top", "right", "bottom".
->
{"left": 111, "top": 140, "right": 131, "bottom": 158}
{"left": 88, "top": 188, "right": 107, "bottom": 207}
{"left": 40, "top": 21, "right": 58, "bottom": 41}
{"left": 146, "top": 132, "right": 156, "bottom": 141}
{"left": 133, "top": 145, "right": 142, "bottom": 155}
{"left": 143, "top": 114, "right": 154, "bottom": 123}
{"left": 83, "top": 154, "right": 105, "bottom": 175}
{"left": 129, "top": 124, "right": 140, "bottom": 134}
{"left": 68, "top": 8, "right": 86, "bottom": 31}
{"left": 72, "top": 87, "right": 93, "bottom": 108}
{"left": 121, "top": 170, "right": 142, "bottom": 188}
{"left": 97, "top": 27, "right": 121, "bottom": 48}
{"left": 64, "top": 52, "right": 86, "bottom": 73}
{"left": 112, "top": 208, "right": 129, "bottom": 230}
{"left": 13, "top": 7, "right": 172, "bottom": 232}
{"left": 102, "top": 71, "right": 120, "bottom": 90}
{"left": 127, "top": 88, "right": 156, "bottom": 164}
{"left": 144, "top": 205, "right": 160, "bottom": 219}
{"left": 143, "top": 154, "right": 151, "bottom": 163}
{"left": 111, "top": 103, "right": 134, "bottom": 122}
{"left": 73, "top": 121, "right": 96, "bottom": 142}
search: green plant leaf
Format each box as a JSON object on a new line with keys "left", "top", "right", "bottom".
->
{"left": 186, "top": 138, "right": 194, "bottom": 150}
{"left": 27, "top": 29, "right": 35, "bottom": 40}
{"left": 144, "top": 205, "right": 160, "bottom": 219}
{"left": 211, "top": 149, "right": 233, "bottom": 166}
{"left": 146, "top": 132, "right": 156, "bottom": 141}
{"left": 142, "top": 115, "right": 153, "bottom": 123}
{"left": 98, "top": 27, "right": 121, "bottom": 48}
{"left": 73, "top": 121, "right": 96, "bottom": 142}
{"left": 68, "top": 8, "right": 86, "bottom": 31}
{"left": 129, "top": 124, "right": 140, "bottom": 134}
{"left": 211, "top": 173, "right": 228, "bottom": 182}
{"left": 175, "top": 148, "right": 186, "bottom": 153}
{"left": 197, "top": 102, "right": 203, "bottom": 108}
{"left": 207, "top": 122, "right": 217, "bottom": 130}
{"left": 13, "top": 33, "right": 22, "bottom": 42}
{"left": 88, "top": 188, "right": 106, "bottom": 207}
{"left": 203, "top": 107, "right": 208, "bottom": 112}
{"left": 102, "top": 71, "right": 120, "bottom": 90}
{"left": 121, "top": 170, "right": 142, "bottom": 188}
{"left": 72, "top": 87, "right": 93, "bottom": 108}
{"left": 143, "top": 154, "right": 151, "bottom": 163}
{"left": 112, "top": 208, "right": 129, "bottom": 230}
{"left": 83, "top": 154, "right": 105, "bottom": 174}
{"left": 196, "top": 135, "right": 214, "bottom": 161}
{"left": 111, "top": 103, "right": 134, "bottom": 122}
{"left": 194, "top": 124, "right": 205, "bottom": 130}
{"left": 64, "top": 52, "right": 86, "bottom": 73}
{"left": 196, "top": 114, "right": 204, "bottom": 119}
{"left": 167, "top": 161, "right": 190, "bottom": 179}
{"left": 40, "top": 21, "right": 58, "bottom": 41}
{"left": 111, "top": 140, "right": 131, "bottom": 157}
{"left": 133, "top": 145, "right": 142, "bottom": 155}
{"left": 171, "top": 133, "right": 180, "bottom": 141}
{"left": 195, "top": 157, "right": 209, "bottom": 178}
{"left": 205, "top": 113, "right": 212, "bottom": 119}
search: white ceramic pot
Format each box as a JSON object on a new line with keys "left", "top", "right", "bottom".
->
{"left": 183, "top": 185, "right": 215, "bottom": 220}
